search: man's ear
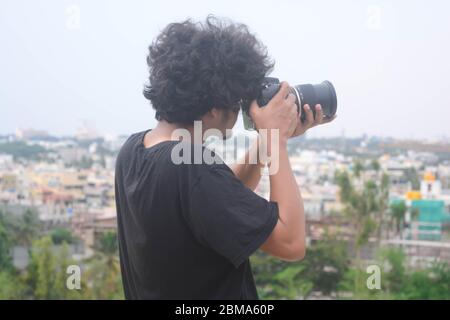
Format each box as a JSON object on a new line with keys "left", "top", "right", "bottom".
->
{"left": 201, "top": 108, "right": 223, "bottom": 125}
{"left": 207, "top": 107, "right": 221, "bottom": 120}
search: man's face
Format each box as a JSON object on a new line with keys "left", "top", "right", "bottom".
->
{"left": 220, "top": 108, "right": 240, "bottom": 140}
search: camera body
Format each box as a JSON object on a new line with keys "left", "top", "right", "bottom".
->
{"left": 242, "top": 77, "right": 337, "bottom": 130}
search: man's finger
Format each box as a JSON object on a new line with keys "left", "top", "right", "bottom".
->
{"left": 248, "top": 99, "right": 260, "bottom": 119}
{"left": 271, "top": 81, "right": 290, "bottom": 105}
{"left": 286, "top": 93, "right": 296, "bottom": 106}
{"left": 303, "top": 104, "right": 314, "bottom": 126}
{"left": 314, "top": 104, "right": 324, "bottom": 125}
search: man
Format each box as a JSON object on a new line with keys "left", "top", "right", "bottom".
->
{"left": 114, "top": 16, "right": 336, "bottom": 300}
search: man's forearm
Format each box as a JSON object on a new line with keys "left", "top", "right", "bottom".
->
{"left": 259, "top": 136, "right": 306, "bottom": 261}
{"left": 269, "top": 138, "right": 305, "bottom": 256}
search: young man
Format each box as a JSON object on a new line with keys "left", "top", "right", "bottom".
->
{"left": 114, "top": 16, "right": 336, "bottom": 300}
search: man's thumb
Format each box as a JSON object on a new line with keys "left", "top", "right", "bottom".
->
{"left": 248, "top": 99, "right": 260, "bottom": 119}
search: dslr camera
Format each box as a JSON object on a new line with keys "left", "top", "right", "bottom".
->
{"left": 242, "top": 77, "right": 337, "bottom": 130}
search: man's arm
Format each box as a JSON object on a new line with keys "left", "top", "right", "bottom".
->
{"left": 260, "top": 138, "right": 305, "bottom": 261}
{"left": 243, "top": 82, "right": 305, "bottom": 261}
{"left": 231, "top": 131, "right": 306, "bottom": 261}
{"left": 248, "top": 82, "right": 337, "bottom": 262}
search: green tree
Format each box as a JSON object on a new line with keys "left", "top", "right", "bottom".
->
{"left": 335, "top": 167, "right": 389, "bottom": 294}
{"left": 25, "top": 235, "right": 89, "bottom": 299}
{"left": 273, "top": 264, "right": 312, "bottom": 299}
{"left": 51, "top": 228, "right": 73, "bottom": 245}
{"left": 251, "top": 253, "right": 312, "bottom": 300}
{"left": 335, "top": 170, "right": 379, "bottom": 250}
{"left": 0, "top": 208, "right": 41, "bottom": 248}
{"left": 53, "top": 242, "right": 87, "bottom": 299}
{"left": 252, "top": 234, "right": 349, "bottom": 299}
{"left": 378, "top": 247, "right": 407, "bottom": 294}
{"left": 0, "top": 271, "right": 25, "bottom": 299}
{"left": 27, "top": 236, "right": 57, "bottom": 299}
{"left": 389, "top": 201, "right": 407, "bottom": 239}
{"left": 338, "top": 266, "right": 388, "bottom": 299}
{"left": 402, "top": 262, "right": 450, "bottom": 299}
{"left": 14, "top": 208, "right": 41, "bottom": 247}
{"left": 302, "top": 236, "right": 350, "bottom": 296}
{"left": 0, "top": 141, "right": 46, "bottom": 160}
{"left": 353, "top": 159, "right": 364, "bottom": 178}
{"left": 404, "top": 167, "right": 420, "bottom": 191}
{"left": 84, "top": 231, "right": 124, "bottom": 299}
{"left": 371, "top": 159, "right": 380, "bottom": 172}
{"left": 0, "top": 218, "right": 13, "bottom": 271}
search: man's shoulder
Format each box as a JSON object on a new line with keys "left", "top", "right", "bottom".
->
{"left": 124, "top": 130, "right": 148, "bottom": 148}
{"left": 115, "top": 130, "right": 148, "bottom": 170}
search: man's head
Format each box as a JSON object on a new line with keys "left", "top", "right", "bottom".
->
{"left": 143, "top": 15, "right": 274, "bottom": 138}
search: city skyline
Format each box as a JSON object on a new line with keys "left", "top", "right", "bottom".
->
{"left": 3, "top": 121, "right": 450, "bottom": 145}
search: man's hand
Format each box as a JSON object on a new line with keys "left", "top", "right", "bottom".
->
{"left": 290, "top": 104, "right": 337, "bottom": 137}
{"left": 249, "top": 81, "right": 298, "bottom": 145}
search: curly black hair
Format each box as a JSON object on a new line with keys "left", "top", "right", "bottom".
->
{"left": 143, "top": 15, "right": 274, "bottom": 125}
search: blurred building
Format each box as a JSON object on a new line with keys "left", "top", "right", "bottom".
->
{"left": 15, "top": 128, "right": 49, "bottom": 140}
{"left": 403, "top": 173, "right": 450, "bottom": 241}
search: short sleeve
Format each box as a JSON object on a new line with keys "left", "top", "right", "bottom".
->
{"left": 187, "top": 164, "right": 279, "bottom": 268}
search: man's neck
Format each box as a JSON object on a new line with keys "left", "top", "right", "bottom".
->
{"left": 144, "top": 120, "right": 203, "bottom": 147}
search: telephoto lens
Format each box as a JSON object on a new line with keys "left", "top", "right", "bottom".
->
{"left": 242, "top": 77, "right": 337, "bottom": 130}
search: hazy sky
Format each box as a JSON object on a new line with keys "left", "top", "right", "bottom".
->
{"left": 1, "top": 0, "right": 450, "bottom": 140}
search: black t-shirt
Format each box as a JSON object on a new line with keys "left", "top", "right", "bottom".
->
{"left": 114, "top": 129, "right": 279, "bottom": 300}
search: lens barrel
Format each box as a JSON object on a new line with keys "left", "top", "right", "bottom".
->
{"left": 257, "top": 80, "right": 337, "bottom": 121}
{"left": 294, "top": 81, "right": 337, "bottom": 121}
{"left": 242, "top": 78, "right": 338, "bottom": 130}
